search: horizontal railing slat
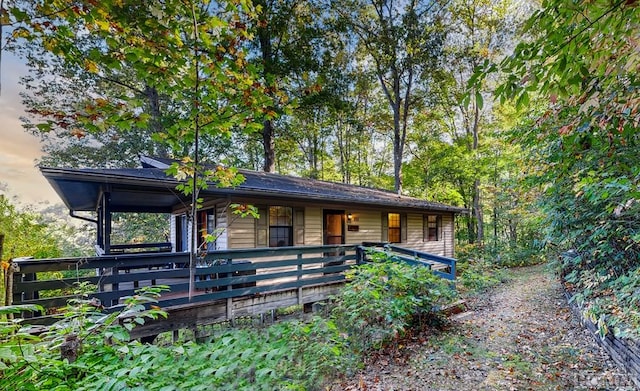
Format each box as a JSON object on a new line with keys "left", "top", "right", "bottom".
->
{"left": 194, "top": 261, "right": 354, "bottom": 290}
{"left": 157, "top": 274, "right": 347, "bottom": 308}
{"left": 15, "top": 268, "right": 191, "bottom": 292}
{"left": 193, "top": 254, "right": 354, "bottom": 275}
{"left": 13, "top": 253, "right": 191, "bottom": 273}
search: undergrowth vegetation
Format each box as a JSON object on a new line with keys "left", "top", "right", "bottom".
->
{"left": 559, "top": 251, "right": 640, "bottom": 340}
{"left": 0, "top": 254, "right": 456, "bottom": 390}
{"left": 331, "top": 252, "right": 456, "bottom": 354}
{"left": 453, "top": 243, "right": 545, "bottom": 294}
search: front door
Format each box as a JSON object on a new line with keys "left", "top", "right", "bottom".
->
{"left": 323, "top": 210, "right": 345, "bottom": 245}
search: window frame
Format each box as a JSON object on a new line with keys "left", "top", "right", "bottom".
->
{"left": 388, "top": 212, "right": 401, "bottom": 243}
{"left": 424, "top": 214, "right": 441, "bottom": 242}
{"left": 197, "top": 209, "right": 216, "bottom": 251}
{"left": 268, "top": 206, "right": 293, "bottom": 247}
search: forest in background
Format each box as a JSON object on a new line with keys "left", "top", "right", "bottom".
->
{"left": 0, "top": 0, "right": 638, "bottom": 355}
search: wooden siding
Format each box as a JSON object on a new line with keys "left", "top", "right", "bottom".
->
{"left": 305, "top": 207, "right": 323, "bottom": 245}
{"left": 405, "top": 213, "right": 424, "bottom": 246}
{"left": 215, "top": 204, "right": 229, "bottom": 250}
{"left": 228, "top": 212, "right": 256, "bottom": 249}
{"left": 443, "top": 213, "right": 454, "bottom": 258}
{"left": 172, "top": 199, "right": 457, "bottom": 258}
{"left": 402, "top": 212, "right": 454, "bottom": 258}
{"left": 169, "top": 215, "right": 176, "bottom": 251}
{"left": 294, "top": 208, "right": 305, "bottom": 245}
{"left": 345, "top": 210, "right": 382, "bottom": 244}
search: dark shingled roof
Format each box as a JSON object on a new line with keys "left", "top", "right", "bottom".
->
{"left": 41, "top": 162, "right": 468, "bottom": 214}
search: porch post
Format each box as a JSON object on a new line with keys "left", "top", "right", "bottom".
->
{"left": 97, "top": 205, "right": 104, "bottom": 251}
{"left": 102, "top": 191, "right": 112, "bottom": 255}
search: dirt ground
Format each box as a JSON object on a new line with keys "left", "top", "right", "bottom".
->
{"left": 329, "top": 264, "right": 638, "bottom": 391}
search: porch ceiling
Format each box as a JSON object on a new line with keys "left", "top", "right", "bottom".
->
{"left": 41, "top": 167, "right": 186, "bottom": 212}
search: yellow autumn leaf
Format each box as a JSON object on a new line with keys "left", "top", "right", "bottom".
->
{"left": 43, "top": 37, "right": 57, "bottom": 51}
{"left": 85, "top": 59, "right": 99, "bottom": 74}
{"left": 95, "top": 98, "right": 109, "bottom": 107}
{"left": 95, "top": 19, "right": 110, "bottom": 31}
{"left": 11, "top": 27, "right": 30, "bottom": 39}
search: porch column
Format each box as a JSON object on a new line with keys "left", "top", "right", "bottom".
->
{"left": 102, "top": 191, "right": 112, "bottom": 255}
{"left": 97, "top": 205, "right": 104, "bottom": 251}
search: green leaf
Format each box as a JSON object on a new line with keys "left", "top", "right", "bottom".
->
{"left": 35, "top": 123, "right": 52, "bottom": 132}
{"left": 475, "top": 90, "right": 484, "bottom": 110}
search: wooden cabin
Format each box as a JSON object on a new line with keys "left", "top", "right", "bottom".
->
{"left": 41, "top": 156, "right": 466, "bottom": 258}
{"left": 10, "top": 158, "right": 466, "bottom": 336}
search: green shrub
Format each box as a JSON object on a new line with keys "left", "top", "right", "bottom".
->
{"left": 564, "top": 257, "right": 640, "bottom": 339}
{"left": 331, "top": 254, "right": 456, "bottom": 353}
{"left": 456, "top": 259, "right": 507, "bottom": 293}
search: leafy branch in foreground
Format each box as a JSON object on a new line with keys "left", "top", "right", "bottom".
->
{"left": 0, "top": 285, "right": 168, "bottom": 389}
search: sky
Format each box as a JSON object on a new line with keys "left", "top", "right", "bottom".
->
{"left": 0, "top": 52, "right": 60, "bottom": 206}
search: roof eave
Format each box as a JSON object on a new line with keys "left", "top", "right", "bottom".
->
{"left": 40, "top": 167, "right": 469, "bottom": 214}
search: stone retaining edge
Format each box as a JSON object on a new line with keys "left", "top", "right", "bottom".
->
{"left": 563, "top": 288, "right": 640, "bottom": 390}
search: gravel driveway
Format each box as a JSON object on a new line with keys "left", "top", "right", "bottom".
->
{"left": 329, "top": 264, "right": 638, "bottom": 390}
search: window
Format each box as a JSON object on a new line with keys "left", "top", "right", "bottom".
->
{"left": 388, "top": 213, "right": 401, "bottom": 243}
{"left": 269, "top": 206, "right": 293, "bottom": 247}
{"left": 197, "top": 209, "right": 216, "bottom": 251}
{"left": 425, "top": 215, "right": 440, "bottom": 241}
{"left": 175, "top": 215, "right": 187, "bottom": 252}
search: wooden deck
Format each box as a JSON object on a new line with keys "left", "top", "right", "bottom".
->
{"left": 9, "top": 244, "right": 456, "bottom": 338}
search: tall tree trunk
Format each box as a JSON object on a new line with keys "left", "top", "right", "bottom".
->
{"left": 466, "top": 214, "right": 475, "bottom": 244}
{"left": 471, "top": 89, "right": 483, "bottom": 245}
{"left": 473, "top": 179, "right": 483, "bottom": 244}
{"left": 508, "top": 219, "right": 517, "bottom": 246}
{"left": 390, "top": 71, "right": 403, "bottom": 195}
{"left": 144, "top": 85, "right": 169, "bottom": 157}
{"left": 393, "top": 112, "right": 403, "bottom": 194}
{"left": 262, "top": 119, "right": 275, "bottom": 172}
{"left": 257, "top": 5, "right": 276, "bottom": 173}
{"left": 493, "top": 196, "right": 498, "bottom": 250}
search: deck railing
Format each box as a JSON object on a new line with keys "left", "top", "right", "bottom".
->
{"left": 10, "top": 245, "right": 358, "bottom": 322}
{"left": 358, "top": 243, "right": 456, "bottom": 280}
{"left": 95, "top": 242, "right": 173, "bottom": 256}
{"left": 10, "top": 243, "right": 455, "bottom": 324}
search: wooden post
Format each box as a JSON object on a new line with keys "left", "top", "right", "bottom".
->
{"left": 5, "top": 264, "right": 12, "bottom": 308}
{"left": 1, "top": 233, "right": 7, "bottom": 306}
{"left": 97, "top": 206, "right": 104, "bottom": 252}
{"left": 103, "top": 192, "right": 112, "bottom": 255}
{"left": 6, "top": 261, "right": 20, "bottom": 319}
{"left": 356, "top": 245, "right": 364, "bottom": 265}
{"left": 2, "top": 266, "right": 7, "bottom": 307}
{"left": 226, "top": 297, "right": 234, "bottom": 325}
{"left": 226, "top": 264, "right": 233, "bottom": 324}
{"left": 297, "top": 253, "right": 303, "bottom": 305}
